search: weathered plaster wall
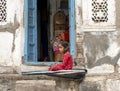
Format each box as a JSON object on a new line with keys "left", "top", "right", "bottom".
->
{"left": 0, "top": 0, "right": 23, "bottom": 66}
{"left": 84, "top": 32, "right": 118, "bottom": 73}
{"left": 74, "top": 0, "right": 85, "bottom": 69}
{"left": 1, "top": 0, "right": 120, "bottom": 91}
{"left": 75, "top": 0, "right": 120, "bottom": 91}
{"left": 81, "top": 0, "right": 119, "bottom": 74}
{"left": 80, "top": 74, "right": 120, "bottom": 91}
{"left": 75, "top": 0, "right": 119, "bottom": 74}
{"left": 116, "top": 0, "right": 120, "bottom": 73}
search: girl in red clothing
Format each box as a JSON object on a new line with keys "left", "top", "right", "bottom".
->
{"left": 48, "top": 41, "right": 73, "bottom": 71}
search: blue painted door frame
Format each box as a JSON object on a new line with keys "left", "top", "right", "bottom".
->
{"left": 24, "top": 0, "right": 75, "bottom": 65}
{"left": 69, "top": 0, "right": 75, "bottom": 58}
{"left": 24, "top": 0, "right": 37, "bottom": 63}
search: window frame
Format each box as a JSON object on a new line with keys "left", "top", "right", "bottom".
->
{"left": 81, "top": 0, "right": 116, "bottom": 31}
{"left": 24, "top": 0, "right": 75, "bottom": 65}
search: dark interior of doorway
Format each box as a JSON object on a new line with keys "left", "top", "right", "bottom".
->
{"left": 37, "top": 0, "right": 49, "bottom": 62}
{"left": 37, "top": 0, "right": 69, "bottom": 62}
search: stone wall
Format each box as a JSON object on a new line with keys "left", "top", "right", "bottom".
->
{"left": 79, "top": 73, "right": 120, "bottom": 91}
{"left": 0, "top": 0, "right": 120, "bottom": 91}
{"left": 0, "top": 72, "right": 120, "bottom": 91}
{"left": 74, "top": 0, "right": 120, "bottom": 91}
{"left": 0, "top": 73, "right": 83, "bottom": 91}
{"left": 0, "top": 0, "right": 23, "bottom": 66}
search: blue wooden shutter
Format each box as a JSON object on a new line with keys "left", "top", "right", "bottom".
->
{"left": 24, "top": 0, "right": 37, "bottom": 62}
{"left": 69, "top": 0, "right": 75, "bottom": 58}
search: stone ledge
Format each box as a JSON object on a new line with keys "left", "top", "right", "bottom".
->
{"left": 0, "top": 74, "right": 57, "bottom": 80}
{"left": 0, "top": 74, "right": 81, "bottom": 81}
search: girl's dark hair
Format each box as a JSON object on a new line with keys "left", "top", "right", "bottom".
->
{"left": 60, "top": 41, "right": 69, "bottom": 53}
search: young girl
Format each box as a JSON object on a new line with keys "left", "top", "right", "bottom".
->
{"left": 48, "top": 41, "right": 73, "bottom": 71}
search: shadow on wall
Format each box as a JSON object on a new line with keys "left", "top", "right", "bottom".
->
{"left": 84, "top": 33, "right": 120, "bottom": 68}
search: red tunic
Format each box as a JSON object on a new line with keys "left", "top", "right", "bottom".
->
{"left": 48, "top": 52, "right": 73, "bottom": 71}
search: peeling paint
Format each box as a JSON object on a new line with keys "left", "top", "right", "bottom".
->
{"left": 84, "top": 32, "right": 109, "bottom": 68}
{"left": 84, "top": 32, "right": 120, "bottom": 69}
{"left": 0, "top": 14, "right": 20, "bottom": 52}
{"left": 106, "top": 42, "right": 120, "bottom": 58}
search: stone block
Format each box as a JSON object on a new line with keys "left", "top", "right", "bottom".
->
{"left": 0, "top": 79, "right": 15, "bottom": 91}
{"left": 15, "top": 80, "right": 55, "bottom": 91}
{"left": 106, "top": 79, "right": 120, "bottom": 91}
{"left": 0, "top": 66, "right": 14, "bottom": 74}
{"left": 80, "top": 76, "right": 106, "bottom": 91}
{"left": 74, "top": 58, "right": 85, "bottom": 67}
{"left": 56, "top": 80, "right": 80, "bottom": 91}
{"left": 80, "top": 81, "right": 102, "bottom": 91}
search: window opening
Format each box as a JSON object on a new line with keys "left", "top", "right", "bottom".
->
{"left": 24, "top": 0, "right": 75, "bottom": 64}
{"left": 92, "top": 0, "right": 108, "bottom": 23}
{"left": 0, "top": 0, "right": 7, "bottom": 22}
{"left": 37, "top": 0, "right": 69, "bottom": 62}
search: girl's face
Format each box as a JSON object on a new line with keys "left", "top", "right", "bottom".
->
{"left": 59, "top": 44, "right": 64, "bottom": 53}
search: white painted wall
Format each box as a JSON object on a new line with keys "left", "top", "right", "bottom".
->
{"left": 0, "top": 32, "right": 13, "bottom": 66}
{"left": 75, "top": 0, "right": 118, "bottom": 74}
{"left": 0, "top": 0, "right": 119, "bottom": 76}
{"left": 81, "top": 0, "right": 116, "bottom": 29}
{"left": 0, "top": 0, "right": 24, "bottom": 66}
